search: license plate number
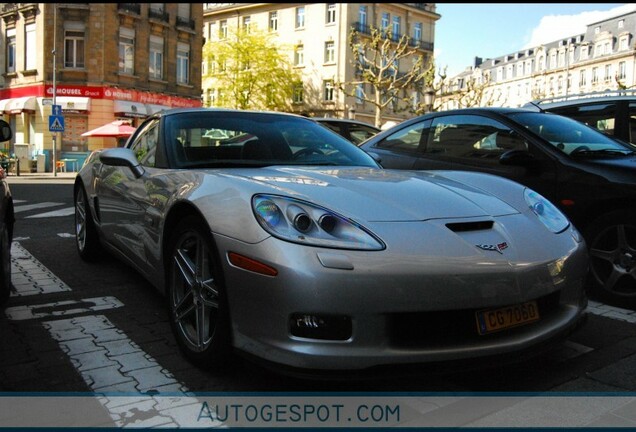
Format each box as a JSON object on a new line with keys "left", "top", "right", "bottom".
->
{"left": 476, "top": 300, "right": 540, "bottom": 335}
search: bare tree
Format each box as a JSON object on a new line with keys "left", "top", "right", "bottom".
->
{"left": 336, "top": 27, "right": 429, "bottom": 128}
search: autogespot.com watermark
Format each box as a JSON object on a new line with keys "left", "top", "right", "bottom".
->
{"left": 197, "top": 400, "right": 401, "bottom": 425}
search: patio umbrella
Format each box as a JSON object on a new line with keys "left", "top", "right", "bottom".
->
{"left": 81, "top": 120, "right": 136, "bottom": 138}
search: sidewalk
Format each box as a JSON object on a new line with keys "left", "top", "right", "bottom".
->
{"left": 5, "top": 171, "right": 77, "bottom": 182}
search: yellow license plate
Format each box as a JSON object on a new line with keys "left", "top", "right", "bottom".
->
{"left": 475, "top": 300, "right": 540, "bottom": 335}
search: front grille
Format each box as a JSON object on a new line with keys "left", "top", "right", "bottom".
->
{"left": 387, "top": 291, "right": 561, "bottom": 348}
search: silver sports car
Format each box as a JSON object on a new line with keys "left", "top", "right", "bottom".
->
{"left": 74, "top": 108, "right": 588, "bottom": 373}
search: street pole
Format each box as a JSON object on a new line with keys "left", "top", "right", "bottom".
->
{"left": 52, "top": 4, "right": 57, "bottom": 177}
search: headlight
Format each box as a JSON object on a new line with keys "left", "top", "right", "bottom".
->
{"left": 524, "top": 189, "right": 570, "bottom": 234}
{"left": 252, "top": 194, "right": 385, "bottom": 250}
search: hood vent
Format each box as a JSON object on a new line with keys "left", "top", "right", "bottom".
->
{"left": 446, "top": 220, "right": 494, "bottom": 232}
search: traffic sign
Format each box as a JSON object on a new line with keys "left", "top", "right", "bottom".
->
{"left": 52, "top": 104, "right": 62, "bottom": 116}
{"left": 49, "top": 115, "right": 65, "bottom": 132}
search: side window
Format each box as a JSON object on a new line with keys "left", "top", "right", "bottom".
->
{"left": 129, "top": 120, "right": 160, "bottom": 167}
{"left": 550, "top": 103, "right": 616, "bottom": 137}
{"left": 348, "top": 125, "right": 378, "bottom": 144}
{"left": 376, "top": 120, "right": 429, "bottom": 153}
{"left": 628, "top": 102, "right": 636, "bottom": 144}
{"left": 427, "top": 115, "right": 526, "bottom": 161}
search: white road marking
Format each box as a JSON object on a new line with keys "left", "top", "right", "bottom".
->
{"left": 10, "top": 242, "right": 72, "bottom": 296}
{"left": 587, "top": 300, "right": 636, "bottom": 323}
{"left": 5, "top": 296, "right": 124, "bottom": 320}
{"left": 27, "top": 207, "right": 75, "bottom": 218}
{"left": 14, "top": 202, "right": 64, "bottom": 213}
{"left": 57, "top": 232, "right": 75, "bottom": 238}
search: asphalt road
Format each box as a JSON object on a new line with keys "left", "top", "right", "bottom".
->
{"left": 3, "top": 176, "right": 636, "bottom": 395}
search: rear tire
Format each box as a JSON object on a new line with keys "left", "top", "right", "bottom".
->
{"left": 75, "top": 184, "right": 101, "bottom": 261}
{"left": 166, "top": 216, "right": 232, "bottom": 368}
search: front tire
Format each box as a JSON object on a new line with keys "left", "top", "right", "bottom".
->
{"left": 75, "top": 184, "right": 101, "bottom": 261}
{"left": 585, "top": 210, "right": 636, "bottom": 306}
{"left": 166, "top": 216, "right": 232, "bottom": 367}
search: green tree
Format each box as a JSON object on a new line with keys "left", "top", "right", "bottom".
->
{"left": 336, "top": 27, "right": 429, "bottom": 128}
{"left": 203, "top": 26, "right": 300, "bottom": 111}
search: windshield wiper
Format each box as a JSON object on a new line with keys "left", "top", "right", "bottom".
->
{"left": 570, "top": 149, "right": 636, "bottom": 157}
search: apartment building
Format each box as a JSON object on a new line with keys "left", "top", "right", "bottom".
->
{"left": 0, "top": 3, "right": 203, "bottom": 172}
{"left": 202, "top": 3, "right": 440, "bottom": 127}
{"left": 439, "top": 10, "right": 636, "bottom": 110}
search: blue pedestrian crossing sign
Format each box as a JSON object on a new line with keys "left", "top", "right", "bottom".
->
{"left": 49, "top": 115, "right": 65, "bottom": 132}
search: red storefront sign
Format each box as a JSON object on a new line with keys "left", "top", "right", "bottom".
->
{"left": 0, "top": 84, "right": 200, "bottom": 108}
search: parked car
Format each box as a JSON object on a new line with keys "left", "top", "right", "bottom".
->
{"left": 523, "top": 90, "right": 636, "bottom": 144}
{"left": 360, "top": 107, "right": 636, "bottom": 306}
{"left": 74, "top": 108, "right": 587, "bottom": 373}
{"left": 313, "top": 117, "right": 380, "bottom": 145}
{"left": 0, "top": 120, "right": 15, "bottom": 306}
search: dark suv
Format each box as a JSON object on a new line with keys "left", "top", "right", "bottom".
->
{"left": 524, "top": 90, "right": 636, "bottom": 144}
{"left": 360, "top": 107, "right": 636, "bottom": 307}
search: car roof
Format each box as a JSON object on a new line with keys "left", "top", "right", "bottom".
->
{"left": 313, "top": 117, "right": 380, "bottom": 128}
{"left": 523, "top": 89, "right": 636, "bottom": 110}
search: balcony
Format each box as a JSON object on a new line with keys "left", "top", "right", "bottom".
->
{"left": 149, "top": 8, "right": 169, "bottom": 22}
{"left": 118, "top": 3, "right": 140, "bottom": 15}
{"left": 176, "top": 16, "right": 195, "bottom": 30}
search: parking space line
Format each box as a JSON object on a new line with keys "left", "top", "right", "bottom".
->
{"left": 587, "top": 300, "right": 636, "bottom": 324}
{"left": 4, "top": 296, "right": 124, "bottom": 320}
{"left": 10, "top": 242, "right": 72, "bottom": 296}
{"left": 13, "top": 202, "right": 64, "bottom": 213}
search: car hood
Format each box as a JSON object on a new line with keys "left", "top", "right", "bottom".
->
{"left": 221, "top": 166, "right": 520, "bottom": 222}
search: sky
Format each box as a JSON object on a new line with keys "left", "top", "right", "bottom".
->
{"left": 434, "top": 3, "right": 636, "bottom": 77}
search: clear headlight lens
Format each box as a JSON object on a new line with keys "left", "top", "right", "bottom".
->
{"left": 253, "top": 194, "right": 385, "bottom": 250}
{"left": 524, "top": 189, "right": 570, "bottom": 233}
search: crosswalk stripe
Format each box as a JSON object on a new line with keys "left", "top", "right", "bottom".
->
{"left": 27, "top": 207, "right": 75, "bottom": 218}
{"left": 14, "top": 202, "right": 64, "bottom": 213}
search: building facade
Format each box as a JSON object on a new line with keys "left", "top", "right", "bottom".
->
{"left": 0, "top": 3, "right": 203, "bottom": 172}
{"left": 202, "top": 3, "right": 439, "bottom": 127}
{"left": 439, "top": 10, "right": 636, "bottom": 110}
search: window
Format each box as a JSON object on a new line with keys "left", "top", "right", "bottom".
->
{"left": 618, "top": 61, "right": 626, "bottom": 80}
{"left": 594, "top": 26, "right": 600, "bottom": 34}
{"left": 324, "top": 41, "right": 335, "bottom": 63}
{"left": 413, "top": 22, "right": 422, "bottom": 42}
{"left": 392, "top": 16, "right": 401, "bottom": 40}
{"left": 326, "top": 3, "right": 336, "bottom": 24}
{"left": 323, "top": 80, "right": 334, "bottom": 102}
{"left": 358, "top": 5, "right": 368, "bottom": 28}
{"left": 269, "top": 11, "right": 278, "bottom": 31}
{"left": 620, "top": 36, "right": 629, "bottom": 51}
{"left": 294, "top": 45, "right": 304, "bottom": 66}
{"left": 119, "top": 28, "right": 135, "bottom": 74}
{"left": 295, "top": 6, "right": 305, "bottom": 29}
{"left": 293, "top": 83, "right": 304, "bottom": 103}
{"left": 580, "top": 45, "right": 588, "bottom": 59}
{"left": 243, "top": 16, "right": 251, "bottom": 32}
{"left": 377, "top": 120, "right": 428, "bottom": 152}
{"left": 619, "top": 19, "right": 624, "bottom": 28}
{"left": 381, "top": 12, "right": 389, "bottom": 32}
{"left": 24, "top": 23, "right": 36, "bottom": 70}
{"left": 6, "top": 28, "right": 16, "bottom": 73}
{"left": 177, "top": 3, "right": 190, "bottom": 24}
{"left": 149, "top": 35, "right": 164, "bottom": 79}
{"left": 579, "top": 70, "right": 587, "bottom": 86}
{"left": 64, "top": 24, "right": 85, "bottom": 69}
{"left": 592, "top": 67, "right": 598, "bottom": 84}
{"left": 219, "top": 20, "right": 228, "bottom": 39}
{"left": 177, "top": 42, "right": 190, "bottom": 84}
{"left": 604, "top": 64, "right": 612, "bottom": 82}
{"left": 130, "top": 120, "right": 160, "bottom": 167}
{"left": 355, "top": 83, "right": 364, "bottom": 104}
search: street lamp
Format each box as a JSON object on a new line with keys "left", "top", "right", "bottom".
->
{"left": 423, "top": 86, "right": 435, "bottom": 113}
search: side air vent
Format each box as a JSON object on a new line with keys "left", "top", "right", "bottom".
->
{"left": 446, "top": 221, "right": 494, "bottom": 232}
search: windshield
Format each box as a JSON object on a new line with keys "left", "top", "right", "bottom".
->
{"left": 509, "top": 112, "right": 636, "bottom": 157}
{"left": 164, "top": 112, "right": 380, "bottom": 169}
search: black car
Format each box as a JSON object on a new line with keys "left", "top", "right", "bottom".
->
{"left": 523, "top": 90, "right": 636, "bottom": 144}
{"left": 360, "top": 107, "right": 636, "bottom": 306}
{"left": 313, "top": 118, "right": 380, "bottom": 145}
{"left": 0, "top": 119, "right": 15, "bottom": 305}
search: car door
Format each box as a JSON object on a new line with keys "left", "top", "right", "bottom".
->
{"left": 421, "top": 114, "right": 559, "bottom": 201}
{"left": 95, "top": 118, "right": 162, "bottom": 269}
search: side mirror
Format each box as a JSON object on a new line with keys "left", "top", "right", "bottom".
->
{"left": 0, "top": 120, "right": 12, "bottom": 143}
{"left": 99, "top": 147, "right": 145, "bottom": 178}
{"left": 499, "top": 149, "right": 536, "bottom": 167}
